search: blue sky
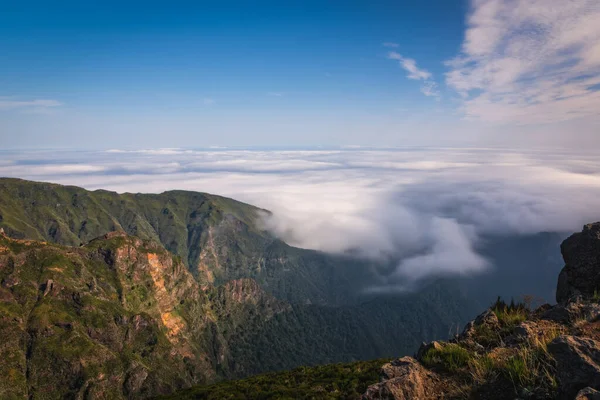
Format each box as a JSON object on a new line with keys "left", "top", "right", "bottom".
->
{"left": 1, "top": 0, "right": 599, "bottom": 149}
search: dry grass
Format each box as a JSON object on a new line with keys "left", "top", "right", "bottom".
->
{"left": 467, "top": 322, "right": 560, "bottom": 397}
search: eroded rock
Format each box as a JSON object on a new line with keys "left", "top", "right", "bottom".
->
{"left": 362, "top": 357, "right": 443, "bottom": 400}
{"left": 548, "top": 335, "right": 600, "bottom": 399}
{"left": 460, "top": 309, "right": 499, "bottom": 340}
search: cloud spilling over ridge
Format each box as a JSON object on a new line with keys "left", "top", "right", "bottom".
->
{"left": 2, "top": 147, "right": 600, "bottom": 289}
{"left": 447, "top": 0, "right": 600, "bottom": 124}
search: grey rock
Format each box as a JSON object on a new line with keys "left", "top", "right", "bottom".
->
{"left": 547, "top": 335, "right": 600, "bottom": 399}
{"left": 460, "top": 309, "right": 499, "bottom": 340}
{"left": 557, "top": 223, "right": 600, "bottom": 303}
{"left": 541, "top": 302, "right": 600, "bottom": 325}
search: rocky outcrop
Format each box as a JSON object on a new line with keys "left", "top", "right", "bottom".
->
{"left": 548, "top": 335, "right": 600, "bottom": 399}
{"left": 362, "top": 357, "right": 444, "bottom": 400}
{"left": 361, "top": 222, "right": 600, "bottom": 400}
{"left": 460, "top": 308, "right": 499, "bottom": 340}
{"left": 557, "top": 223, "right": 600, "bottom": 303}
{"left": 541, "top": 300, "right": 600, "bottom": 324}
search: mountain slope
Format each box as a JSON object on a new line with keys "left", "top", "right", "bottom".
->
{"left": 0, "top": 177, "right": 376, "bottom": 306}
{"left": 0, "top": 229, "right": 476, "bottom": 398}
{"left": 164, "top": 222, "right": 600, "bottom": 400}
{"left": 0, "top": 230, "right": 309, "bottom": 398}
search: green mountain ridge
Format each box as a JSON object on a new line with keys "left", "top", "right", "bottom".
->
{"left": 0, "top": 177, "right": 383, "bottom": 306}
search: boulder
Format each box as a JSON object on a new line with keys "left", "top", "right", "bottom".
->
{"left": 576, "top": 387, "right": 600, "bottom": 400}
{"left": 557, "top": 223, "right": 600, "bottom": 303}
{"left": 460, "top": 309, "right": 499, "bottom": 340}
{"left": 415, "top": 341, "right": 443, "bottom": 361}
{"left": 548, "top": 335, "right": 600, "bottom": 398}
{"left": 509, "top": 321, "right": 538, "bottom": 344}
{"left": 362, "top": 357, "right": 442, "bottom": 400}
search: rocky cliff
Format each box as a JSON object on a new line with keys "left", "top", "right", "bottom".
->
{"left": 362, "top": 222, "right": 600, "bottom": 400}
{"left": 0, "top": 226, "right": 468, "bottom": 398}
{"left": 0, "top": 230, "right": 288, "bottom": 398}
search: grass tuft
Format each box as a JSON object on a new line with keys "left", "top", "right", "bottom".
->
{"left": 421, "top": 343, "right": 472, "bottom": 372}
{"left": 491, "top": 297, "right": 528, "bottom": 327}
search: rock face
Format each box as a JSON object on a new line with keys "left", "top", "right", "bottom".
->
{"left": 557, "top": 223, "right": 600, "bottom": 303}
{"left": 541, "top": 301, "right": 600, "bottom": 324}
{"left": 0, "top": 233, "right": 288, "bottom": 399}
{"left": 460, "top": 308, "right": 499, "bottom": 340}
{"left": 362, "top": 357, "right": 443, "bottom": 400}
{"left": 548, "top": 335, "right": 600, "bottom": 399}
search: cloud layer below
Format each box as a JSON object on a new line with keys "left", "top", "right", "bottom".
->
{"left": 2, "top": 147, "right": 600, "bottom": 288}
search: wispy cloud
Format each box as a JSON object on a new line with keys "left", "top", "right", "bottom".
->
{"left": 420, "top": 81, "right": 440, "bottom": 98}
{"left": 446, "top": 0, "right": 600, "bottom": 124}
{"left": 203, "top": 98, "right": 215, "bottom": 105}
{"left": 382, "top": 42, "right": 399, "bottom": 48}
{"left": 267, "top": 92, "right": 283, "bottom": 97}
{"left": 0, "top": 98, "right": 62, "bottom": 111}
{"left": 387, "top": 52, "right": 440, "bottom": 98}
{"left": 387, "top": 51, "right": 431, "bottom": 80}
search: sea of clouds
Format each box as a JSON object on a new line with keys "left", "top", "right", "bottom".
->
{"left": 2, "top": 147, "right": 600, "bottom": 287}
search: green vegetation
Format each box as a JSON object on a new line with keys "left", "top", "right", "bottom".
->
{"left": 0, "top": 178, "right": 479, "bottom": 398}
{"left": 468, "top": 345, "right": 557, "bottom": 397}
{"left": 156, "top": 358, "right": 391, "bottom": 400}
{"left": 0, "top": 231, "right": 473, "bottom": 398}
{"left": 0, "top": 177, "right": 379, "bottom": 305}
{"left": 472, "top": 297, "right": 530, "bottom": 348}
{"left": 421, "top": 344, "right": 472, "bottom": 372}
{"left": 491, "top": 297, "right": 528, "bottom": 327}
{"left": 456, "top": 298, "right": 560, "bottom": 398}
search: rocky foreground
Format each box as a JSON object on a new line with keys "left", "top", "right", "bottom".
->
{"left": 362, "top": 223, "right": 600, "bottom": 400}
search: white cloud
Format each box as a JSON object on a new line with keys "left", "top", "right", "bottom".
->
{"left": 382, "top": 42, "right": 400, "bottom": 48}
{"left": 267, "top": 92, "right": 283, "bottom": 97}
{"left": 447, "top": 0, "right": 600, "bottom": 124}
{"left": 0, "top": 98, "right": 62, "bottom": 110}
{"left": 388, "top": 51, "right": 432, "bottom": 80}
{"left": 3, "top": 148, "right": 600, "bottom": 289}
{"left": 203, "top": 98, "right": 215, "bottom": 105}
{"left": 387, "top": 52, "right": 440, "bottom": 98}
